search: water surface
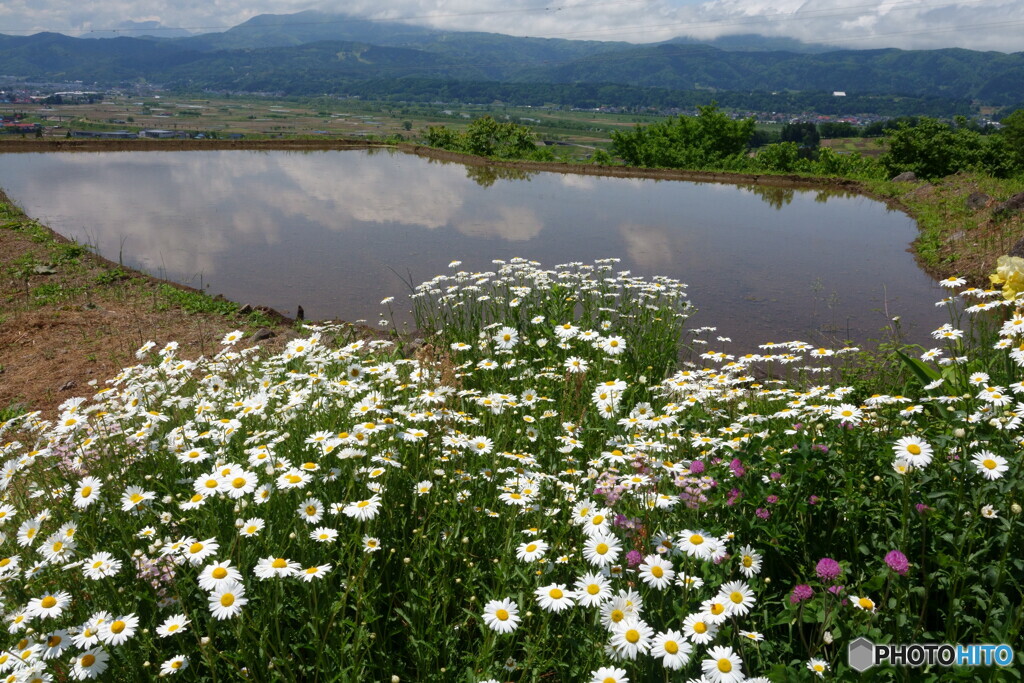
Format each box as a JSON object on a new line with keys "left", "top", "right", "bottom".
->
{"left": 0, "top": 149, "right": 944, "bottom": 346}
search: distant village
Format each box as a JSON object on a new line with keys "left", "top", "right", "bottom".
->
{"left": 0, "top": 81, "right": 1005, "bottom": 138}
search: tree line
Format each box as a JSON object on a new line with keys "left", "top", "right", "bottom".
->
{"left": 424, "top": 105, "right": 1024, "bottom": 181}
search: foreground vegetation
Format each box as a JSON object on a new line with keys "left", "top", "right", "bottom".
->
{"left": 0, "top": 257, "right": 1021, "bottom": 681}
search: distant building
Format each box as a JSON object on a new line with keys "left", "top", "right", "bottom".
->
{"left": 833, "top": 91, "right": 847, "bottom": 97}
{"left": 71, "top": 130, "right": 138, "bottom": 139}
{"left": 2, "top": 122, "right": 40, "bottom": 134}
{"left": 140, "top": 129, "right": 181, "bottom": 139}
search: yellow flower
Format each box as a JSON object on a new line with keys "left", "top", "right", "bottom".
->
{"left": 990, "top": 255, "right": 1024, "bottom": 300}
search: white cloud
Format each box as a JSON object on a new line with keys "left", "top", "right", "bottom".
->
{"left": 2, "top": 0, "right": 1021, "bottom": 51}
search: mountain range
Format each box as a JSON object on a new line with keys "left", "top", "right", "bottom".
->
{"left": 1, "top": 11, "right": 1021, "bottom": 111}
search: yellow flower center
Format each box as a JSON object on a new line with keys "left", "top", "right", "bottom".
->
{"left": 743, "top": 556, "right": 753, "bottom": 567}
{"left": 52, "top": 541, "right": 63, "bottom": 552}
{"left": 526, "top": 544, "right": 537, "bottom": 553}
{"left": 549, "top": 588, "right": 563, "bottom": 600}
{"left": 596, "top": 543, "right": 609, "bottom": 555}
{"left": 79, "top": 654, "right": 98, "bottom": 668}
{"left": 665, "top": 640, "right": 679, "bottom": 654}
{"left": 587, "top": 584, "right": 600, "bottom": 595}
{"left": 286, "top": 475, "right": 301, "bottom": 484}
{"left": 130, "top": 493, "right": 144, "bottom": 502}
{"left": 272, "top": 558, "right": 287, "bottom": 568}
{"left": 357, "top": 500, "right": 370, "bottom": 508}
{"left": 232, "top": 477, "right": 247, "bottom": 488}
{"left": 80, "top": 486, "right": 92, "bottom": 498}
{"left": 730, "top": 591, "right": 744, "bottom": 604}
{"left": 110, "top": 620, "right": 126, "bottom": 634}
{"left": 47, "top": 635, "right": 62, "bottom": 647}
{"left": 611, "top": 609, "right": 625, "bottom": 623}
{"left": 168, "top": 624, "right": 180, "bottom": 632}
{"left": 625, "top": 629, "right": 640, "bottom": 644}
{"left": 495, "top": 609, "right": 509, "bottom": 621}
{"left": 172, "top": 661, "right": 183, "bottom": 670}
{"left": 592, "top": 515, "right": 604, "bottom": 525}
{"left": 694, "top": 622, "right": 707, "bottom": 634}
{"left": 651, "top": 566, "right": 664, "bottom": 578}
{"left": 306, "top": 505, "right": 317, "bottom": 516}
{"left": 189, "top": 543, "right": 204, "bottom": 554}
{"left": 718, "top": 658, "right": 733, "bottom": 673}
{"left": 690, "top": 534, "right": 703, "bottom": 545}
{"left": 983, "top": 459, "right": 997, "bottom": 470}
{"left": 907, "top": 444, "right": 922, "bottom": 455}
{"left": 859, "top": 597, "right": 874, "bottom": 609}
{"left": 40, "top": 596, "right": 57, "bottom": 609}
{"left": 220, "top": 593, "right": 235, "bottom": 607}
{"left": 212, "top": 568, "right": 228, "bottom": 579}
{"left": 711, "top": 603, "right": 725, "bottom": 615}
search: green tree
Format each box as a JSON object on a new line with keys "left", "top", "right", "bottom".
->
{"left": 755, "top": 142, "right": 802, "bottom": 173}
{"left": 424, "top": 116, "right": 538, "bottom": 159}
{"left": 882, "top": 118, "right": 984, "bottom": 179}
{"left": 999, "top": 109, "right": 1024, "bottom": 172}
{"left": 610, "top": 103, "right": 755, "bottom": 169}
{"left": 781, "top": 122, "right": 820, "bottom": 148}
{"left": 818, "top": 121, "right": 858, "bottom": 138}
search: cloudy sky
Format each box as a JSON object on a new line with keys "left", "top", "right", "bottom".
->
{"left": 1, "top": 0, "right": 1021, "bottom": 52}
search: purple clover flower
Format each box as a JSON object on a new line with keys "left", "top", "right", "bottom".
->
{"left": 816, "top": 557, "right": 842, "bottom": 582}
{"left": 885, "top": 550, "right": 910, "bottom": 575}
{"left": 789, "top": 584, "right": 814, "bottom": 604}
{"left": 729, "top": 458, "right": 746, "bottom": 477}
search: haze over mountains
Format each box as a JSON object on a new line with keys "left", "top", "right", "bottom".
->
{"left": 1, "top": 11, "right": 1021, "bottom": 111}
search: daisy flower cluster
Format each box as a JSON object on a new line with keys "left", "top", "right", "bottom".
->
{"left": 0, "top": 258, "right": 1019, "bottom": 680}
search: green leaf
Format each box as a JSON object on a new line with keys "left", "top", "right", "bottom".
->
{"left": 895, "top": 349, "right": 949, "bottom": 417}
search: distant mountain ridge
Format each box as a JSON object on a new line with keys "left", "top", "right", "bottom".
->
{"left": 0, "top": 11, "right": 1021, "bottom": 109}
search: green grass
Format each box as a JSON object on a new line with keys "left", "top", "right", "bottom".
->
{"left": 156, "top": 283, "right": 240, "bottom": 316}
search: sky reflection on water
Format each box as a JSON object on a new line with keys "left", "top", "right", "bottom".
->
{"left": 0, "top": 148, "right": 945, "bottom": 346}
